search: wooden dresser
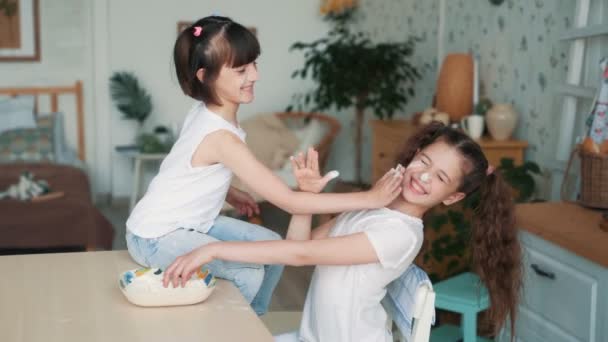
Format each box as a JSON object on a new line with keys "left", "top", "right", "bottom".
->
{"left": 371, "top": 120, "right": 528, "bottom": 182}
{"left": 498, "top": 202, "right": 608, "bottom": 342}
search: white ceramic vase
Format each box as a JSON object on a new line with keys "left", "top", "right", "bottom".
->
{"left": 486, "top": 104, "right": 518, "bottom": 141}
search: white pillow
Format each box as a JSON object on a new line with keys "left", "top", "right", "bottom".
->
{"left": 0, "top": 95, "right": 36, "bottom": 135}
{"left": 281, "top": 119, "right": 327, "bottom": 171}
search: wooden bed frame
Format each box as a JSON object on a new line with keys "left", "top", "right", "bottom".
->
{"left": 0, "top": 81, "right": 86, "bottom": 161}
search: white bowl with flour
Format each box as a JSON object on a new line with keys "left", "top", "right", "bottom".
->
{"left": 119, "top": 267, "right": 216, "bottom": 307}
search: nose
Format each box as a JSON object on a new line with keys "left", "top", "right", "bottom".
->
{"left": 248, "top": 63, "right": 259, "bottom": 82}
{"left": 419, "top": 172, "right": 431, "bottom": 184}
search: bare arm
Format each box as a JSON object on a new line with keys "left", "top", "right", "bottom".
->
{"left": 286, "top": 150, "right": 336, "bottom": 241}
{"left": 286, "top": 215, "right": 313, "bottom": 240}
{"left": 286, "top": 216, "right": 337, "bottom": 240}
{"left": 311, "top": 218, "right": 334, "bottom": 240}
{"left": 163, "top": 233, "right": 379, "bottom": 287}
{"left": 204, "top": 131, "right": 403, "bottom": 215}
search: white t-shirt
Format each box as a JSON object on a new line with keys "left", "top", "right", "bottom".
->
{"left": 126, "top": 103, "right": 246, "bottom": 238}
{"left": 299, "top": 208, "right": 424, "bottom": 342}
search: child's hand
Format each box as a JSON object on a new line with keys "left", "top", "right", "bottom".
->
{"left": 162, "top": 245, "right": 215, "bottom": 288}
{"left": 367, "top": 166, "right": 404, "bottom": 207}
{"left": 226, "top": 187, "right": 260, "bottom": 217}
{"left": 291, "top": 147, "right": 339, "bottom": 194}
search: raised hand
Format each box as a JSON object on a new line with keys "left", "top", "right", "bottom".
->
{"left": 367, "top": 165, "right": 404, "bottom": 207}
{"left": 291, "top": 147, "right": 339, "bottom": 194}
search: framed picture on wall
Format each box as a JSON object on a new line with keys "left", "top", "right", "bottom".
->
{"left": 177, "top": 21, "right": 257, "bottom": 36}
{"left": 0, "top": 0, "right": 40, "bottom": 62}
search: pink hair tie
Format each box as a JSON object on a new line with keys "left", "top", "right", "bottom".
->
{"left": 486, "top": 165, "right": 495, "bottom": 176}
{"left": 193, "top": 26, "right": 202, "bottom": 37}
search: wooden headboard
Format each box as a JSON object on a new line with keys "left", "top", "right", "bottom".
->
{"left": 0, "top": 81, "right": 85, "bottom": 161}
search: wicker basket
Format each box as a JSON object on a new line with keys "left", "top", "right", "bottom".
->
{"left": 562, "top": 145, "right": 608, "bottom": 209}
{"left": 579, "top": 149, "right": 608, "bottom": 208}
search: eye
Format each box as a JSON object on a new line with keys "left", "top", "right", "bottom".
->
{"left": 438, "top": 175, "right": 446, "bottom": 183}
{"left": 421, "top": 158, "right": 429, "bottom": 166}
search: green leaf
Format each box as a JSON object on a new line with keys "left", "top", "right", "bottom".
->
{"left": 499, "top": 158, "right": 515, "bottom": 169}
{"left": 447, "top": 260, "right": 460, "bottom": 273}
{"left": 109, "top": 72, "right": 152, "bottom": 124}
{"left": 428, "top": 213, "right": 448, "bottom": 232}
{"left": 523, "top": 161, "right": 541, "bottom": 174}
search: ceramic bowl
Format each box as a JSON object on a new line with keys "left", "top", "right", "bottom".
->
{"left": 119, "top": 267, "right": 216, "bottom": 307}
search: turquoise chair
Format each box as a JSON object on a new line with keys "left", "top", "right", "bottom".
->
{"left": 430, "top": 272, "right": 492, "bottom": 342}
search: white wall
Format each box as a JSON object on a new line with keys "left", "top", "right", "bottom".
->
{"left": 0, "top": 0, "right": 109, "bottom": 194}
{"left": 4, "top": 1, "right": 568, "bottom": 199}
{"left": 107, "top": 0, "right": 329, "bottom": 196}
{"left": 0, "top": 0, "right": 330, "bottom": 197}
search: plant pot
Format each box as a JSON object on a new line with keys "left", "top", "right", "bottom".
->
{"left": 435, "top": 54, "right": 474, "bottom": 122}
{"left": 486, "top": 104, "right": 518, "bottom": 141}
{"left": 371, "top": 119, "right": 419, "bottom": 183}
{"left": 154, "top": 132, "right": 171, "bottom": 145}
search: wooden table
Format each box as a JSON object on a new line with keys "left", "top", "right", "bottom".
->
{"left": 0, "top": 251, "right": 273, "bottom": 342}
{"left": 516, "top": 201, "right": 608, "bottom": 267}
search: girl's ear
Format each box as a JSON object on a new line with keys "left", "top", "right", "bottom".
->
{"left": 196, "top": 68, "right": 205, "bottom": 82}
{"left": 442, "top": 191, "right": 466, "bottom": 206}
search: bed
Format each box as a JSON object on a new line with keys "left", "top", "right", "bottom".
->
{"left": 0, "top": 81, "right": 114, "bottom": 253}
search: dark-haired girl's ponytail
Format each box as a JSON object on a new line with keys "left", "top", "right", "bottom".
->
{"left": 174, "top": 27, "right": 197, "bottom": 98}
{"left": 471, "top": 170, "right": 522, "bottom": 337}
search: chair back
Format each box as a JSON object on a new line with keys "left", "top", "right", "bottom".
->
{"left": 383, "top": 264, "right": 436, "bottom": 342}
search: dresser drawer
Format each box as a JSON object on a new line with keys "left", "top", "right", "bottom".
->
{"left": 499, "top": 306, "right": 581, "bottom": 342}
{"left": 520, "top": 243, "right": 599, "bottom": 341}
{"left": 371, "top": 120, "right": 418, "bottom": 183}
{"left": 372, "top": 132, "right": 405, "bottom": 182}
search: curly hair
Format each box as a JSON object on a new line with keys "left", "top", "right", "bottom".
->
{"left": 396, "top": 121, "right": 522, "bottom": 336}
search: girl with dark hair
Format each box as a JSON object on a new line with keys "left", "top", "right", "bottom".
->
{"left": 125, "top": 16, "right": 403, "bottom": 316}
{"left": 163, "top": 122, "right": 522, "bottom": 341}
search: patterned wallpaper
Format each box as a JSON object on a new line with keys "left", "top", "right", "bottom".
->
{"left": 328, "top": 0, "right": 574, "bottom": 185}
{"left": 442, "top": 0, "right": 575, "bottom": 166}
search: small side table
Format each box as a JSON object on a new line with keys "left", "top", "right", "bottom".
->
{"left": 116, "top": 149, "right": 167, "bottom": 211}
{"left": 431, "top": 272, "right": 491, "bottom": 342}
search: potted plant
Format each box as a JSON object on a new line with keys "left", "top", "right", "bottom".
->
{"left": 136, "top": 133, "right": 172, "bottom": 154}
{"left": 109, "top": 71, "right": 152, "bottom": 128}
{"left": 288, "top": 6, "right": 422, "bottom": 185}
{"left": 153, "top": 125, "right": 173, "bottom": 145}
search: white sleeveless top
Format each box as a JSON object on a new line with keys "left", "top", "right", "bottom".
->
{"left": 126, "top": 102, "right": 246, "bottom": 238}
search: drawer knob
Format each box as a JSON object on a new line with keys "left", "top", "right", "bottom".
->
{"left": 531, "top": 264, "right": 555, "bottom": 280}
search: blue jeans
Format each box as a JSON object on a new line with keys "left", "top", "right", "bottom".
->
{"left": 274, "top": 331, "right": 299, "bottom": 341}
{"left": 126, "top": 215, "right": 284, "bottom": 315}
